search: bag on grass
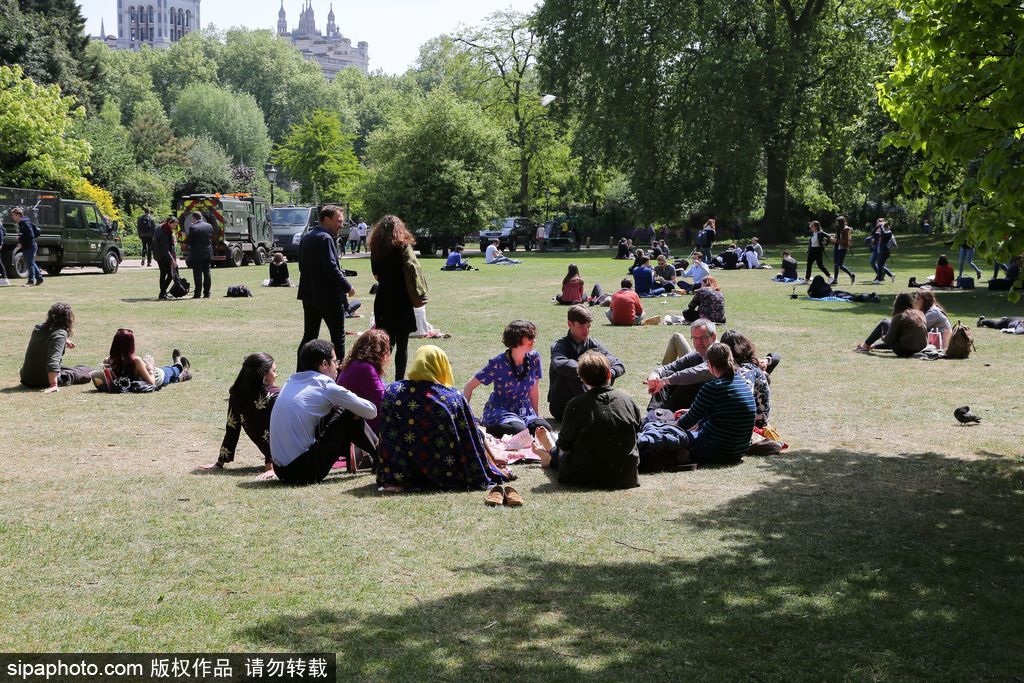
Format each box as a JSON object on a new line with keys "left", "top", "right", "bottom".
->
{"left": 226, "top": 284, "right": 253, "bottom": 297}
{"left": 169, "top": 270, "right": 190, "bottom": 298}
{"left": 945, "top": 321, "right": 975, "bottom": 359}
{"left": 957, "top": 276, "right": 975, "bottom": 290}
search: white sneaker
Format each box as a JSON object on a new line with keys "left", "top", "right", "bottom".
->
{"left": 0, "top": 278, "right": 9, "bottom": 286}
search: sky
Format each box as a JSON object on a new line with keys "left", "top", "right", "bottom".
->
{"left": 78, "top": 0, "right": 539, "bottom": 75}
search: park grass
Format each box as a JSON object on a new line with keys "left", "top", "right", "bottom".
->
{"left": 0, "top": 235, "right": 1022, "bottom": 680}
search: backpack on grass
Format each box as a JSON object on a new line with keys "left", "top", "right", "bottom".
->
{"left": 945, "top": 321, "right": 975, "bottom": 359}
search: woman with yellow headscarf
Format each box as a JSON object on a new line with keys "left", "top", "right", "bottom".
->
{"left": 377, "top": 346, "right": 510, "bottom": 492}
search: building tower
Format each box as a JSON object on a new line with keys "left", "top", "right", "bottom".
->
{"left": 326, "top": 4, "right": 337, "bottom": 37}
{"left": 277, "top": 1, "right": 288, "bottom": 35}
{"left": 297, "top": 0, "right": 317, "bottom": 35}
{"left": 115, "top": 0, "right": 201, "bottom": 50}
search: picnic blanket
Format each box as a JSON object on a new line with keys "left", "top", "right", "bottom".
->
{"left": 804, "top": 296, "right": 853, "bottom": 303}
{"left": 772, "top": 276, "right": 806, "bottom": 284}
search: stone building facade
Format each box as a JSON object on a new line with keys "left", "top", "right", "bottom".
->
{"left": 277, "top": 2, "right": 369, "bottom": 78}
{"left": 98, "top": 0, "right": 201, "bottom": 50}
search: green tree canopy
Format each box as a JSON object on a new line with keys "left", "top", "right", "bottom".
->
{"left": 879, "top": 0, "right": 1023, "bottom": 264}
{"left": 276, "top": 109, "right": 363, "bottom": 203}
{"left": 361, "top": 88, "right": 511, "bottom": 238}
{"left": 0, "top": 64, "right": 89, "bottom": 189}
{"left": 148, "top": 31, "right": 223, "bottom": 111}
{"left": 171, "top": 83, "right": 271, "bottom": 166}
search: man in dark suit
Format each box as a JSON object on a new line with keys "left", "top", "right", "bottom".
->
{"left": 185, "top": 211, "right": 214, "bottom": 299}
{"left": 296, "top": 205, "right": 355, "bottom": 371}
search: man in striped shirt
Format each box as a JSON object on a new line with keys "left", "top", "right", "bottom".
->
{"left": 676, "top": 342, "right": 755, "bottom": 464}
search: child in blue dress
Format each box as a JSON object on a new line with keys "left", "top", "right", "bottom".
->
{"left": 464, "top": 320, "right": 554, "bottom": 437}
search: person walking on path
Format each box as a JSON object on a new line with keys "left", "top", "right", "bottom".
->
{"left": 357, "top": 218, "right": 368, "bottom": 252}
{"left": 297, "top": 205, "right": 355, "bottom": 371}
{"left": 185, "top": 211, "right": 213, "bottom": 298}
{"left": 805, "top": 220, "right": 832, "bottom": 281}
{"left": 153, "top": 217, "right": 178, "bottom": 299}
{"left": 831, "top": 216, "right": 855, "bottom": 285}
{"left": 369, "top": 214, "right": 428, "bottom": 381}
{"left": 137, "top": 207, "right": 156, "bottom": 267}
{"left": 13, "top": 207, "right": 43, "bottom": 286}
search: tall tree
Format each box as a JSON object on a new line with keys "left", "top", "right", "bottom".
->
{"left": 879, "top": 0, "right": 1023, "bottom": 266}
{"left": 361, "top": 89, "right": 511, "bottom": 240}
{"left": 276, "top": 109, "right": 362, "bottom": 203}
{"left": 171, "top": 83, "right": 272, "bottom": 166}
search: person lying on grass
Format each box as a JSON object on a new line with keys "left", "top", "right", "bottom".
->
{"left": 199, "top": 352, "right": 279, "bottom": 479}
{"left": 532, "top": 351, "right": 643, "bottom": 489}
{"left": 377, "top": 345, "right": 512, "bottom": 493}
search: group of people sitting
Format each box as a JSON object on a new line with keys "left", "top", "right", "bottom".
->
{"left": 19, "top": 302, "right": 192, "bottom": 394}
{"left": 853, "top": 289, "right": 951, "bottom": 356}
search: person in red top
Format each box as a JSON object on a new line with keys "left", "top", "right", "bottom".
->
{"left": 909, "top": 254, "right": 955, "bottom": 288}
{"left": 608, "top": 279, "right": 646, "bottom": 325}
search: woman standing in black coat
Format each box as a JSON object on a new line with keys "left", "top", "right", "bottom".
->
{"left": 369, "top": 215, "right": 428, "bottom": 380}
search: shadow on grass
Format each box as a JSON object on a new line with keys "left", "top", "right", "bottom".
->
{"left": 235, "top": 471, "right": 373, "bottom": 489}
{"left": 191, "top": 465, "right": 267, "bottom": 477}
{"left": 239, "top": 449, "right": 1024, "bottom": 680}
{"left": 0, "top": 385, "right": 35, "bottom": 394}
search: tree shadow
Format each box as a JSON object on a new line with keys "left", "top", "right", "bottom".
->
{"left": 0, "top": 385, "right": 35, "bottom": 394}
{"left": 238, "top": 449, "right": 1024, "bottom": 680}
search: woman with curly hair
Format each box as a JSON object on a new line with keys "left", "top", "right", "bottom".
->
{"left": 720, "top": 330, "right": 771, "bottom": 428}
{"left": 19, "top": 302, "right": 92, "bottom": 392}
{"left": 464, "top": 320, "right": 553, "bottom": 437}
{"left": 683, "top": 276, "right": 726, "bottom": 323}
{"left": 337, "top": 329, "right": 392, "bottom": 434}
{"left": 369, "top": 215, "right": 427, "bottom": 381}
{"left": 199, "top": 353, "right": 279, "bottom": 477}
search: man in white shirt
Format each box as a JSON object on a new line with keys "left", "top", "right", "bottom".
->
{"left": 357, "top": 219, "right": 368, "bottom": 252}
{"left": 678, "top": 252, "right": 711, "bottom": 292}
{"left": 347, "top": 223, "right": 361, "bottom": 254}
{"left": 270, "top": 339, "right": 378, "bottom": 484}
{"left": 485, "top": 239, "right": 520, "bottom": 265}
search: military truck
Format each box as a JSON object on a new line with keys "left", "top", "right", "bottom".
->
{"left": 0, "top": 186, "right": 123, "bottom": 278}
{"left": 175, "top": 193, "right": 272, "bottom": 267}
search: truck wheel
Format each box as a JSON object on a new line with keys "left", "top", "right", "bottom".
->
{"left": 45, "top": 265, "right": 63, "bottom": 276}
{"left": 11, "top": 250, "right": 27, "bottom": 279}
{"left": 253, "top": 246, "right": 267, "bottom": 266}
{"left": 228, "top": 246, "right": 243, "bottom": 267}
{"left": 102, "top": 250, "right": 120, "bottom": 274}
{"left": 479, "top": 240, "right": 489, "bottom": 253}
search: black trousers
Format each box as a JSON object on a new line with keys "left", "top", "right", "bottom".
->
{"left": 140, "top": 237, "right": 153, "bottom": 264}
{"left": 486, "top": 417, "right": 554, "bottom": 438}
{"left": 273, "top": 410, "right": 375, "bottom": 485}
{"left": 191, "top": 259, "right": 211, "bottom": 297}
{"left": 297, "top": 299, "right": 346, "bottom": 371}
{"left": 979, "top": 316, "right": 1024, "bottom": 329}
{"left": 385, "top": 330, "right": 409, "bottom": 381}
{"left": 647, "top": 382, "right": 702, "bottom": 413}
{"left": 806, "top": 246, "right": 831, "bottom": 280}
{"left": 157, "top": 259, "right": 173, "bottom": 297}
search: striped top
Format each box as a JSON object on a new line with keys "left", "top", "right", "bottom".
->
{"left": 677, "top": 375, "right": 756, "bottom": 459}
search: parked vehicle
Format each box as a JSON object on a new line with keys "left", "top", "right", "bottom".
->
{"left": 270, "top": 205, "right": 319, "bottom": 260}
{"left": 174, "top": 193, "right": 272, "bottom": 267}
{"left": 540, "top": 215, "right": 582, "bottom": 251}
{"left": 479, "top": 217, "right": 535, "bottom": 253}
{"left": 0, "top": 186, "right": 123, "bottom": 278}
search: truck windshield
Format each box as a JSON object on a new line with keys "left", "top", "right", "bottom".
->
{"left": 271, "top": 208, "right": 309, "bottom": 232}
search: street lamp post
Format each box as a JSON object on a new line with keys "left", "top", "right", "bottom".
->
{"left": 264, "top": 164, "right": 278, "bottom": 205}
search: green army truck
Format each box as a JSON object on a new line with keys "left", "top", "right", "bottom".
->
{"left": 174, "top": 193, "right": 272, "bottom": 267}
{"left": 0, "top": 186, "right": 123, "bottom": 278}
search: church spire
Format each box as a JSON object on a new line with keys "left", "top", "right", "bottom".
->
{"left": 277, "top": 0, "right": 288, "bottom": 34}
{"left": 326, "top": 3, "right": 337, "bottom": 37}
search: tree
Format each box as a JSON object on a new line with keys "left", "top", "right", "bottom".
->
{"left": 74, "top": 101, "right": 135, "bottom": 196}
{"left": 171, "top": 83, "right": 272, "bottom": 166}
{"left": 173, "top": 136, "right": 234, "bottom": 197}
{"left": 276, "top": 109, "right": 363, "bottom": 203}
{"left": 87, "top": 42, "right": 161, "bottom": 125}
{"left": 361, "top": 89, "right": 511, "bottom": 241}
{"left": 148, "top": 31, "right": 223, "bottom": 111}
{"left": 879, "top": 0, "right": 1023, "bottom": 266}
{"left": 0, "top": 64, "right": 89, "bottom": 190}
{"left": 129, "top": 99, "right": 190, "bottom": 167}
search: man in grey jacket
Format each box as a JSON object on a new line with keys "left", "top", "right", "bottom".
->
{"left": 644, "top": 319, "right": 717, "bottom": 412}
{"left": 547, "top": 305, "right": 625, "bottom": 420}
{"left": 185, "top": 211, "right": 214, "bottom": 299}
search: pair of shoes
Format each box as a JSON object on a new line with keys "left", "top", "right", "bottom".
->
{"left": 0, "top": 278, "right": 9, "bottom": 286}
{"left": 179, "top": 370, "right": 193, "bottom": 382}
{"left": 158, "top": 294, "right": 168, "bottom": 300}
{"left": 192, "top": 294, "right": 201, "bottom": 299}
{"left": 141, "top": 260, "right": 146, "bottom": 266}
{"left": 484, "top": 485, "right": 524, "bottom": 507}
{"left": 202, "top": 294, "right": 210, "bottom": 299}
{"left": 172, "top": 349, "right": 191, "bottom": 371}
{"left": 642, "top": 315, "right": 662, "bottom": 326}
{"left": 853, "top": 344, "right": 870, "bottom": 353}
{"left": 23, "top": 282, "right": 35, "bottom": 287}
{"left": 850, "top": 273, "right": 856, "bottom": 285}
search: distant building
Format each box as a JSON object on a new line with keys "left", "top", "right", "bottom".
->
{"left": 96, "top": 0, "right": 201, "bottom": 50}
{"left": 277, "top": 1, "right": 369, "bottom": 78}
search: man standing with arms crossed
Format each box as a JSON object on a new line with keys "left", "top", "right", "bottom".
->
{"left": 297, "top": 205, "right": 355, "bottom": 371}
{"left": 185, "top": 211, "right": 213, "bottom": 299}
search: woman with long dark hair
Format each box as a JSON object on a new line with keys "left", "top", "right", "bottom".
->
{"left": 369, "top": 215, "right": 427, "bottom": 380}
{"left": 854, "top": 292, "right": 927, "bottom": 356}
{"left": 720, "top": 330, "right": 771, "bottom": 428}
{"left": 19, "top": 302, "right": 92, "bottom": 392}
{"left": 103, "top": 328, "right": 191, "bottom": 387}
{"left": 200, "top": 352, "right": 279, "bottom": 476}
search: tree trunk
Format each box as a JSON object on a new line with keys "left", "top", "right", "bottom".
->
{"left": 518, "top": 151, "right": 530, "bottom": 217}
{"left": 764, "top": 146, "right": 790, "bottom": 242}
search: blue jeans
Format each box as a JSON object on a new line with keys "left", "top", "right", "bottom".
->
{"left": 24, "top": 244, "right": 43, "bottom": 283}
{"left": 160, "top": 365, "right": 182, "bottom": 386}
{"left": 958, "top": 246, "right": 981, "bottom": 278}
{"left": 874, "top": 250, "right": 893, "bottom": 280}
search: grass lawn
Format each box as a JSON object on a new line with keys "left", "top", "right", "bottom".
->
{"left": 1, "top": 235, "right": 1022, "bottom": 680}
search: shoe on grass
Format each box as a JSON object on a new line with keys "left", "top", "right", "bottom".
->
{"left": 485, "top": 485, "right": 506, "bottom": 507}
{"left": 503, "top": 486, "right": 524, "bottom": 507}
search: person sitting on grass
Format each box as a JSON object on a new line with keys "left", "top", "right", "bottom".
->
{"left": 485, "top": 239, "right": 520, "bottom": 265}
{"left": 683, "top": 276, "right": 726, "bottom": 324}
{"left": 675, "top": 343, "right": 756, "bottom": 465}
{"left": 608, "top": 278, "right": 661, "bottom": 326}
{"left": 853, "top": 292, "right": 928, "bottom": 356}
{"left": 772, "top": 250, "right": 800, "bottom": 281}
{"left": 653, "top": 254, "right": 680, "bottom": 293}
{"left": 555, "top": 263, "right": 604, "bottom": 305}
{"left": 549, "top": 304, "right": 626, "bottom": 420}
{"left": 377, "top": 345, "right": 511, "bottom": 493}
{"left": 269, "top": 339, "right": 377, "bottom": 485}
{"left": 634, "top": 257, "right": 672, "bottom": 297}
{"left": 711, "top": 243, "right": 741, "bottom": 270}
{"left": 442, "top": 245, "right": 474, "bottom": 271}
{"left": 267, "top": 252, "right": 292, "bottom": 286}
{"left": 19, "top": 302, "right": 93, "bottom": 393}
{"left": 614, "top": 238, "right": 630, "bottom": 259}
{"left": 678, "top": 252, "right": 710, "bottom": 292}
{"left": 464, "top": 319, "right": 553, "bottom": 438}
{"left": 99, "top": 328, "right": 191, "bottom": 389}
{"left": 988, "top": 254, "right": 1022, "bottom": 291}
{"left": 335, "top": 328, "right": 392, "bottom": 471}
{"left": 199, "top": 352, "right": 279, "bottom": 478}
{"left": 915, "top": 290, "right": 952, "bottom": 349}
{"left": 720, "top": 330, "right": 771, "bottom": 428}
{"left": 532, "top": 351, "right": 643, "bottom": 489}
{"left": 908, "top": 254, "right": 955, "bottom": 289}
{"left": 644, "top": 319, "right": 716, "bottom": 412}
{"left": 628, "top": 248, "right": 647, "bottom": 274}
